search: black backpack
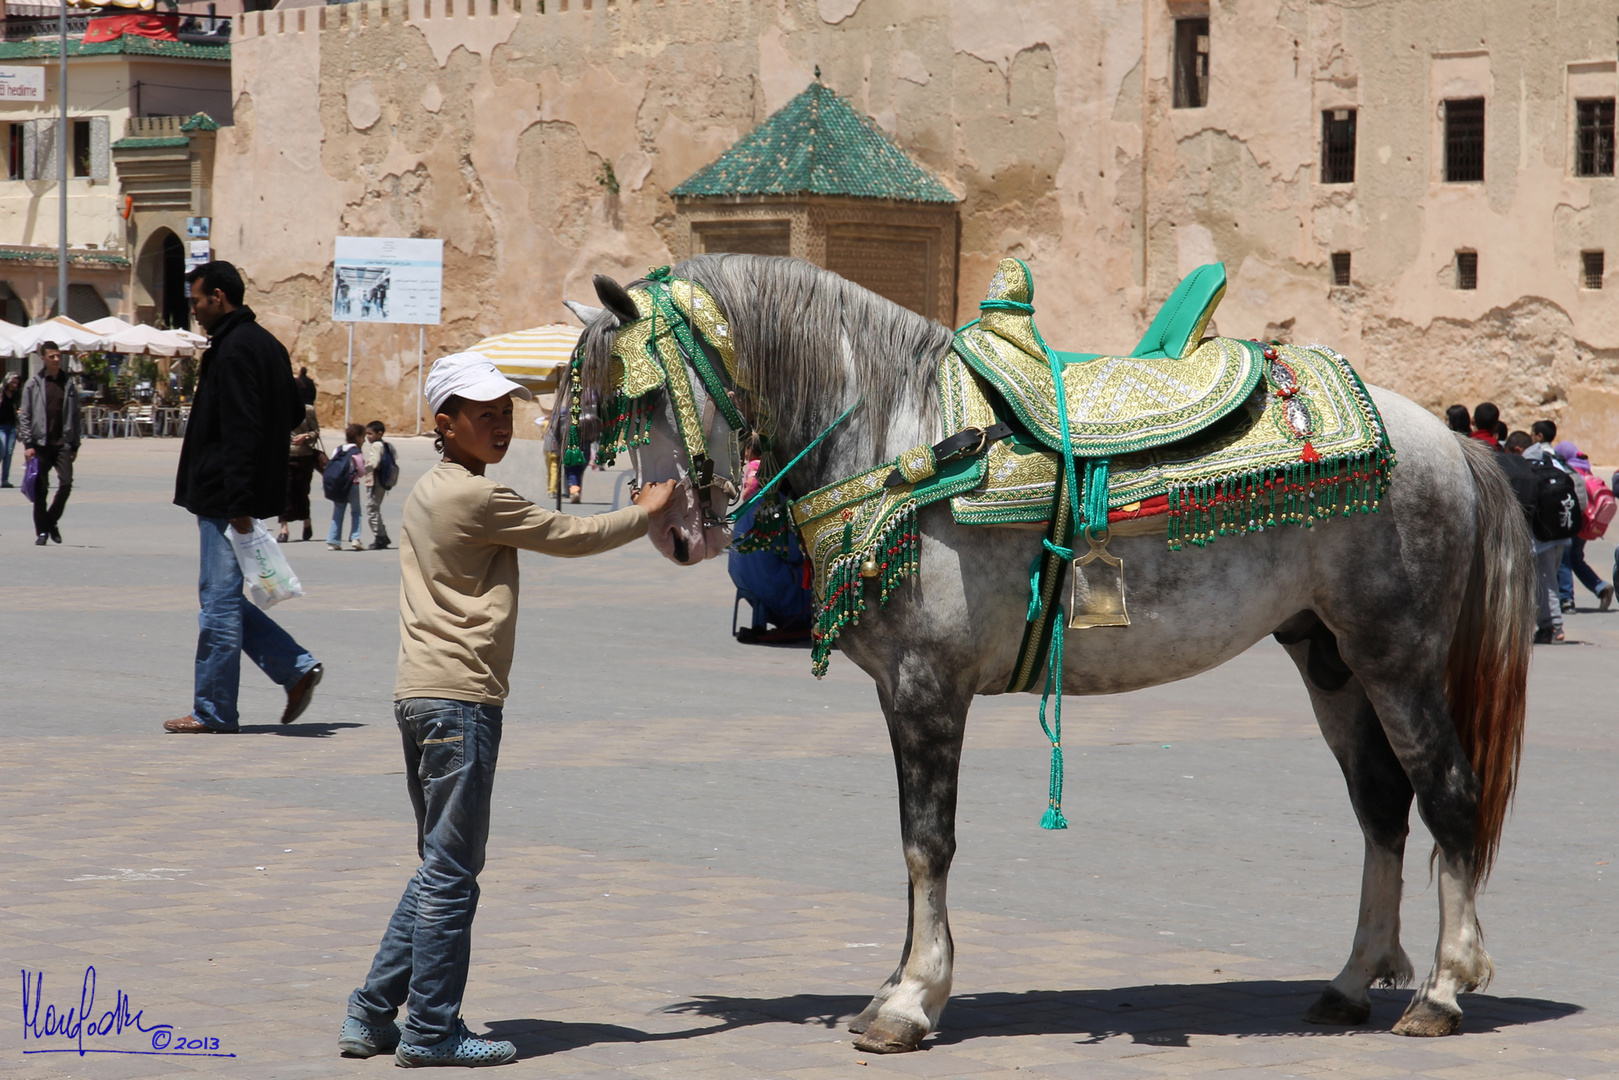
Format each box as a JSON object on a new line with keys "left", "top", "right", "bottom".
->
{"left": 322, "top": 448, "right": 359, "bottom": 501}
{"left": 375, "top": 440, "right": 400, "bottom": 490}
{"left": 1498, "top": 454, "right": 1583, "bottom": 541}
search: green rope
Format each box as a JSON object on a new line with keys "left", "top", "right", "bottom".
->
{"left": 726, "top": 398, "right": 863, "bottom": 524}
{"left": 1008, "top": 259, "right": 1084, "bottom": 830}
{"left": 1037, "top": 602, "right": 1067, "bottom": 830}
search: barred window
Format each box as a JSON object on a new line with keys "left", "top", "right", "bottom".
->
{"left": 1455, "top": 250, "right": 1478, "bottom": 290}
{"left": 1583, "top": 250, "right": 1605, "bottom": 290}
{"left": 1575, "top": 98, "right": 1615, "bottom": 177}
{"left": 1331, "top": 252, "right": 1352, "bottom": 287}
{"left": 1173, "top": 18, "right": 1209, "bottom": 109}
{"left": 1444, "top": 98, "right": 1485, "bottom": 183}
{"left": 1321, "top": 109, "right": 1356, "bottom": 183}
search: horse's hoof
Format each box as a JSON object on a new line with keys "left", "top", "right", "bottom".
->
{"left": 1391, "top": 998, "right": 1462, "bottom": 1037}
{"left": 852, "top": 1016, "right": 928, "bottom": 1054}
{"left": 847, "top": 1000, "right": 882, "bottom": 1035}
{"left": 1303, "top": 986, "right": 1371, "bottom": 1025}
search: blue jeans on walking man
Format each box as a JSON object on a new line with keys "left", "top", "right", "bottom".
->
{"left": 349, "top": 699, "right": 502, "bottom": 1047}
{"left": 0, "top": 422, "right": 15, "bottom": 486}
{"left": 329, "top": 484, "right": 363, "bottom": 545}
{"left": 193, "top": 516, "right": 318, "bottom": 730}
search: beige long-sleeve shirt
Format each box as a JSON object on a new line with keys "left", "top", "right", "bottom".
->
{"left": 395, "top": 460, "right": 649, "bottom": 705}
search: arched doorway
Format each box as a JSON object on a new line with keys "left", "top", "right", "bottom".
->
{"left": 48, "top": 284, "right": 112, "bottom": 322}
{"left": 137, "top": 227, "right": 190, "bottom": 330}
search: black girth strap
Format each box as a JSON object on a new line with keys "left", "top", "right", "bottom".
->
{"left": 1006, "top": 461, "right": 1073, "bottom": 694}
{"left": 882, "top": 423, "right": 1013, "bottom": 488}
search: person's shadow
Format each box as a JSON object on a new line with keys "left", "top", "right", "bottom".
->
{"left": 234, "top": 722, "right": 364, "bottom": 738}
{"left": 479, "top": 982, "right": 1581, "bottom": 1059}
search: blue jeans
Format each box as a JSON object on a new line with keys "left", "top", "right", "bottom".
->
{"left": 0, "top": 422, "right": 14, "bottom": 485}
{"left": 193, "top": 516, "right": 317, "bottom": 730}
{"left": 350, "top": 699, "right": 503, "bottom": 1046}
{"left": 328, "top": 486, "right": 362, "bottom": 544}
{"left": 1560, "top": 537, "right": 1608, "bottom": 602}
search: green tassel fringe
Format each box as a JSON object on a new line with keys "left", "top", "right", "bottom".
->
{"left": 1165, "top": 445, "right": 1395, "bottom": 551}
{"left": 809, "top": 502, "right": 920, "bottom": 678}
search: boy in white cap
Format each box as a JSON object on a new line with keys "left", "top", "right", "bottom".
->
{"left": 342, "top": 352, "right": 674, "bottom": 1067}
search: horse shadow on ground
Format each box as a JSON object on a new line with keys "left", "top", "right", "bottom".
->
{"left": 481, "top": 982, "right": 1581, "bottom": 1059}
{"left": 668, "top": 983, "right": 1583, "bottom": 1050}
{"left": 233, "top": 722, "right": 365, "bottom": 738}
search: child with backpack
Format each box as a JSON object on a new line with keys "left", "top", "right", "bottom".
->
{"left": 1503, "top": 434, "right": 1585, "bottom": 641}
{"left": 363, "top": 420, "right": 399, "bottom": 550}
{"left": 324, "top": 422, "right": 367, "bottom": 551}
{"left": 1554, "top": 440, "right": 1615, "bottom": 612}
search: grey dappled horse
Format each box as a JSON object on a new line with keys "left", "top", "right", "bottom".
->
{"left": 570, "top": 254, "right": 1535, "bottom": 1052}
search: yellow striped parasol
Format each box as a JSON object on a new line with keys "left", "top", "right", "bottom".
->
{"left": 469, "top": 323, "right": 580, "bottom": 393}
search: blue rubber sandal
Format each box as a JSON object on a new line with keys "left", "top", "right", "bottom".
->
{"left": 395, "top": 1020, "right": 516, "bottom": 1068}
{"left": 338, "top": 1016, "right": 401, "bottom": 1058}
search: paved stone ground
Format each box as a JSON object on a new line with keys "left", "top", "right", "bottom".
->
{"left": 1, "top": 436, "right": 1615, "bottom": 1079}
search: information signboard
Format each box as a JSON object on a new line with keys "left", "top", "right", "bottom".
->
{"left": 332, "top": 236, "right": 443, "bottom": 325}
{"left": 0, "top": 66, "right": 45, "bottom": 103}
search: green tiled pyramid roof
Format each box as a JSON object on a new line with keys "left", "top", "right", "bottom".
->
{"left": 672, "top": 82, "right": 956, "bottom": 203}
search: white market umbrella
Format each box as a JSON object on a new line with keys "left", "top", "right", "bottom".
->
{"left": 84, "top": 316, "right": 135, "bottom": 335}
{"left": 0, "top": 320, "right": 24, "bottom": 359}
{"left": 9, "top": 316, "right": 110, "bottom": 354}
{"left": 106, "top": 324, "right": 198, "bottom": 357}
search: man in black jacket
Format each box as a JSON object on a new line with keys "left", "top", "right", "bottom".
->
{"left": 166, "top": 261, "right": 324, "bottom": 733}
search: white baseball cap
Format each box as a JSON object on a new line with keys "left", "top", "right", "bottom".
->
{"left": 424, "top": 351, "right": 534, "bottom": 414}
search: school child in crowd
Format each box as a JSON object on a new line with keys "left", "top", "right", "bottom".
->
{"left": 1469, "top": 402, "right": 1502, "bottom": 449}
{"left": 325, "top": 423, "right": 367, "bottom": 551}
{"left": 1444, "top": 404, "right": 1471, "bottom": 434}
{"left": 1552, "top": 440, "right": 1615, "bottom": 612}
{"left": 362, "top": 420, "right": 398, "bottom": 550}
{"left": 340, "top": 352, "right": 674, "bottom": 1067}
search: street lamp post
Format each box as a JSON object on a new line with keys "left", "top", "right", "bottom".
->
{"left": 57, "top": 0, "right": 68, "bottom": 321}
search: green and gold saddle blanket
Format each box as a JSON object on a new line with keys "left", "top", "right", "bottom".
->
{"left": 788, "top": 257, "right": 1394, "bottom": 677}
{"left": 946, "top": 340, "right": 1392, "bottom": 543}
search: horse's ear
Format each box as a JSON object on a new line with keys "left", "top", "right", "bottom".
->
{"left": 593, "top": 275, "right": 640, "bottom": 326}
{"left": 564, "top": 299, "right": 603, "bottom": 327}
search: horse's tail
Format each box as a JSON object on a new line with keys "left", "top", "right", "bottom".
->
{"left": 1445, "top": 436, "right": 1536, "bottom": 886}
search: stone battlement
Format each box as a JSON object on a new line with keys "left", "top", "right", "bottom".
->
{"left": 235, "top": 0, "right": 664, "bottom": 39}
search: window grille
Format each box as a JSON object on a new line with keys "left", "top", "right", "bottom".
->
{"left": 1444, "top": 98, "right": 1485, "bottom": 183}
{"left": 1583, "top": 250, "right": 1605, "bottom": 290}
{"left": 1455, "top": 251, "right": 1478, "bottom": 290}
{"left": 1173, "top": 18, "right": 1209, "bottom": 109}
{"left": 1321, "top": 109, "right": 1356, "bottom": 183}
{"left": 6, "top": 124, "right": 21, "bottom": 181}
{"left": 1575, "top": 98, "right": 1615, "bottom": 177}
{"left": 1331, "top": 252, "right": 1352, "bottom": 287}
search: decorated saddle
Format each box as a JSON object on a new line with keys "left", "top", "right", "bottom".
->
{"left": 793, "top": 257, "right": 1394, "bottom": 681}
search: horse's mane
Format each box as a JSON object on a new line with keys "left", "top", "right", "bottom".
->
{"left": 571, "top": 254, "right": 951, "bottom": 459}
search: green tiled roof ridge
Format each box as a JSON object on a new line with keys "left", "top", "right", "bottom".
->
{"left": 112, "top": 135, "right": 190, "bottom": 149}
{"left": 0, "top": 37, "right": 228, "bottom": 61}
{"left": 671, "top": 82, "right": 955, "bottom": 203}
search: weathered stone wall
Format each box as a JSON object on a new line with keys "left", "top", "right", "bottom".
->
{"left": 214, "top": 0, "right": 1619, "bottom": 457}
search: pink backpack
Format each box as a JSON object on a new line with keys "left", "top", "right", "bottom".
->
{"left": 1579, "top": 472, "right": 1616, "bottom": 540}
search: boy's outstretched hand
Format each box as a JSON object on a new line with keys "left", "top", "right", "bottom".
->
{"left": 632, "top": 480, "right": 678, "bottom": 515}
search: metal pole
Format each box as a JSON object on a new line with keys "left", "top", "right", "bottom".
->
{"left": 344, "top": 322, "right": 354, "bottom": 428}
{"left": 415, "top": 324, "right": 423, "bottom": 434}
{"left": 56, "top": 0, "right": 67, "bottom": 321}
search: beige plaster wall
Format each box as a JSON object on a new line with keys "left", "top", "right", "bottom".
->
{"left": 214, "top": 0, "right": 1619, "bottom": 458}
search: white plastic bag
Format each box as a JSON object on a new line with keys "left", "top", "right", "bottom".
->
{"left": 230, "top": 523, "right": 305, "bottom": 609}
